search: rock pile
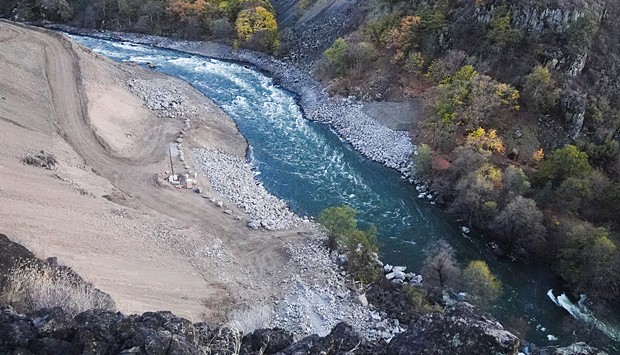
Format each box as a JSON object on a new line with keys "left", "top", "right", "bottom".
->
{"left": 126, "top": 78, "right": 196, "bottom": 118}
{"left": 272, "top": 238, "right": 406, "bottom": 343}
{"left": 382, "top": 264, "right": 423, "bottom": 286}
{"left": 193, "top": 149, "right": 301, "bottom": 230}
{"left": 312, "top": 98, "right": 415, "bottom": 170}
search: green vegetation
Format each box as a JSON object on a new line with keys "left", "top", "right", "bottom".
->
{"left": 462, "top": 260, "right": 502, "bottom": 305}
{"left": 314, "top": 0, "right": 620, "bottom": 307}
{"left": 317, "top": 205, "right": 379, "bottom": 284}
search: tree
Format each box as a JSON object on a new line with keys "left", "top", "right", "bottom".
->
{"left": 554, "top": 177, "right": 593, "bottom": 212}
{"left": 427, "top": 65, "right": 519, "bottom": 132}
{"left": 317, "top": 206, "right": 379, "bottom": 284}
{"left": 324, "top": 38, "right": 349, "bottom": 74}
{"left": 317, "top": 205, "right": 357, "bottom": 249}
{"left": 558, "top": 223, "right": 619, "bottom": 299}
{"left": 421, "top": 240, "right": 460, "bottom": 289}
{"left": 538, "top": 145, "right": 591, "bottom": 184}
{"left": 523, "top": 66, "right": 560, "bottom": 114}
{"left": 492, "top": 196, "right": 546, "bottom": 256}
{"left": 235, "top": 6, "right": 279, "bottom": 52}
{"left": 487, "top": 7, "right": 521, "bottom": 47}
{"left": 503, "top": 166, "right": 530, "bottom": 196}
{"left": 451, "top": 164, "right": 502, "bottom": 225}
{"left": 463, "top": 260, "right": 502, "bottom": 305}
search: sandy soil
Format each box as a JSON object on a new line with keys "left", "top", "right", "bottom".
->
{"left": 0, "top": 20, "right": 307, "bottom": 322}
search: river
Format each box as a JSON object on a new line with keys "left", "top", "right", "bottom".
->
{"left": 69, "top": 34, "right": 619, "bottom": 352}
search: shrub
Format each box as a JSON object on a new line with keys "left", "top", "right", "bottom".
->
{"left": 492, "top": 196, "right": 546, "bottom": 256}
{"left": 462, "top": 260, "right": 502, "bottom": 305}
{"left": 227, "top": 305, "right": 273, "bottom": 334}
{"left": 537, "top": 145, "right": 591, "bottom": 184}
{"left": 403, "top": 285, "right": 442, "bottom": 314}
{"left": 414, "top": 144, "right": 432, "bottom": 176}
{"left": 1, "top": 261, "right": 115, "bottom": 317}
{"left": 421, "top": 240, "right": 460, "bottom": 289}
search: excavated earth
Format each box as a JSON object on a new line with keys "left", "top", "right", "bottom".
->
{"left": 0, "top": 19, "right": 310, "bottom": 322}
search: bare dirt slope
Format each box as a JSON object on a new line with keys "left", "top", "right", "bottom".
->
{"left": 0, "top": 20, "right": 305, "bottom": 321}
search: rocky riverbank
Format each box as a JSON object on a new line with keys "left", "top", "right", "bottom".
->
{"left": 193, "top": 149, "right": 301, "bottom": 230}
{"left": 50, "top": 24, "right": 417, "bottom": 175}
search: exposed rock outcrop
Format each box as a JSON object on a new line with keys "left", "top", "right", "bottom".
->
{"left": 387, "top": 302, "right": 520, "bottom": 355}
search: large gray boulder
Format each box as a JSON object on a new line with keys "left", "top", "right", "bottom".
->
{"left": 387, "top": 302, "right": 520, "bottom": 355}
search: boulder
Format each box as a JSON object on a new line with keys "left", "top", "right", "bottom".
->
{"left": 409, "top": 275, "right": 423, "bottom": 285}
{"left": 354, "top": 294, "right": 369, "bottom": 307}
{"left": 384, "top": 264, "right": 393, "bottom": 273}
{"left": 532, "top": 342, "right": 607, "bottom": 355}
{"left": 243, "top": 328, "right": 293, "bottom": 354}
{"left": 385, "top": 272, "right": 396, "bottom": 280}
{"left": 392, "top": 266, "right": 406, "bottom": 273}
{"left": 387, "top": 302, "right": 519, "bottom": 355}
{"left": 247, "top": 220, "right": 260, "bottom": 230}
{"left": 392, "top": 271, "right": 406, "bottom": 280}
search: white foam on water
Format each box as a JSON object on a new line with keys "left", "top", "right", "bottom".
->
{"left": 112, "top": 41, "right": 152, "bottom": 52}
{"left": 548, "top": 290, "right": 620, "bottom": 343}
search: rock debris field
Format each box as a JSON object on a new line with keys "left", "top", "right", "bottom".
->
{"left": 193, "top": 149, "right": 302, "bottom": 230}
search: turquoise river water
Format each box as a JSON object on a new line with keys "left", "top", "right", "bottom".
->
{"left": 70, "top": 35, "right": 619, "bottom": 352}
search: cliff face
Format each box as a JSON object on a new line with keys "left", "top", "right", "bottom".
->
{"left": 474, "top": 0, "right": 606, "bottom": 34}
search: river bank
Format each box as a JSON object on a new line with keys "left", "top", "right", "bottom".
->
{"left": 45, "top": 24, "right": 417, "bottom": 176}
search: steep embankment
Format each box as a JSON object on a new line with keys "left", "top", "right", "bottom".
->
{"left": 0, "top": 20, "right": 306, "bottom": 321}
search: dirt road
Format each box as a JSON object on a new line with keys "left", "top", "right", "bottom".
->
{"left": 0, "top": 20, "right": 306, "bottom": 321}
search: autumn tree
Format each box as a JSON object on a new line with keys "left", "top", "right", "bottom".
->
{"left": 235, "top": 5, "right": 279, "bottom": 52}
{"left": 421, "top": 240, "right": 460, "bottom": 289}
{"left": 466, "top": 127, "right": 504, "bottom": 154}
{"left": 384, "top": 15, "right": 421, "bottom": 62}
{"left": 463, "top": 260, "right": 502, "bottom": 305}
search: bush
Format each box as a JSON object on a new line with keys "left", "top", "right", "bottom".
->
{"left": 421, "top": 240, "right": 460, "bottom": 289}
{"left": 403, "top": 285, "right": 442, "bottom": 314}
{"left": 1, "top": 261, "right": 115, "bottom": 317}
{"left": 317, "top": 206, "right": 379, "bottom": 284}
{"left": 414, "top": 144, "right": 432, "bottom": 176}
{"left": 492, "top": 196, "right": 546, "bottom": 256}
{"left": 537, "top": 145, "right": 591, "bottom": 184}
{"left": 462, "top": 260, "right": 502, "bottom": 305}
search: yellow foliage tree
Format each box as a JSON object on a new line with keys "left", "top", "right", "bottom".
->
{"left": 466, "top": 127, "right": 504, "bottom": 154}
{"left": 463, "top": 260, "right": 502, "bottom": 304}
{"left": 235, "top": 6, "right": 279, "bottom": 51}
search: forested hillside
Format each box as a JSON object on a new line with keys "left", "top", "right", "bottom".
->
{"left": 314, "top": 0, "right": 620, "bottom": 303}
{"left": 0, "top": 0, "right": 280, "bottom": 50}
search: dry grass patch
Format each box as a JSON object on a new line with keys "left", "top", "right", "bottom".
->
{"left": 1, "top": 261, "right": 115, "bottom": 316}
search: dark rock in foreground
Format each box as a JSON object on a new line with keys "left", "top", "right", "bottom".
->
{"left": 387, "top": 302, "right": 520, "bottom": 355}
